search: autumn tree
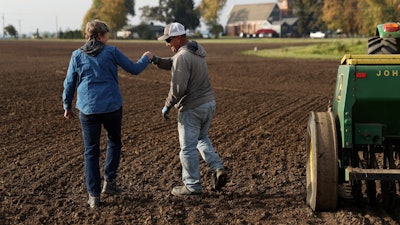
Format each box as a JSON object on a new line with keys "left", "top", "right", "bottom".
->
{"left": 355, "top": 0, "right": 400, "bottom": 36}
{"left": 321, "top": 0, "right": 400, "bottom": 36}
{"left": 320, "top": 0, "right": 342, "bottom": 33}
{"left": 321, "top": 0, "right": 359, "bottom": 36}
{"left": 141, "top": 0, "right": 200, "bottom": 30}
{"left": 82, "top": 0, "right": 104, "bottom": 31}
{"left": 198, "top": 0, "right": 226, "bottom": 37}
{"left": 342, "top": 0, "right": 359, "bottom": 35}
{"left": 100, "top": 0, "right": 128, "bottom": 36}
{"left": 82, "top": 0, "right": 135, "bottom": 38}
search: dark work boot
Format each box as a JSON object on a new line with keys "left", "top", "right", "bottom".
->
{"left": 101, "top": 180, "right": 121, "bottom": 195}
{"left": 213, "top": 168, "right": 228, "bottom": 190}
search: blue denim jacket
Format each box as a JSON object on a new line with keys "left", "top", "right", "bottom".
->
{"left": 63, "top": 45, "right": 150, "bottom": 114}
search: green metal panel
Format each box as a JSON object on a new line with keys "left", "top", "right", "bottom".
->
{"left": 352, "top": 65, "right": 400, "bottom": 142}
{"left": 333, "top": 65, "right": 355, "bottom": 148}
{"left": 354, "top": 123, "right": 383, "bottom": 145}
{"left": 377, "top": 23, "right": 400, "bottom": 38}
{"left": 333, "top": 55, "right": 400, "bottom": 148}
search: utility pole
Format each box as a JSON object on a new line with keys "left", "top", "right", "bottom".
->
{"left": 2, "top": 13, "right": 5, "bottom": 38}
{"left": 56, "top": 16, "right": 58, "bottom": 39}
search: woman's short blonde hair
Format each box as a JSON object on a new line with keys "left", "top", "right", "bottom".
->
{"left": 85, "top": 19, "right": 109, "bottom": 40}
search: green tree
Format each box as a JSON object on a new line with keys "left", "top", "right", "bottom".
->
{"left": 207, "top": 21, "right": 223, "bottom": 38}
{"left": 141, "top": 0, "right": 200, "bottom": 30}
{"left": 4, "top": 25, "right": 18, "bottom": 38}
{"left": 125, "top": 0, "right": 135, "bottom": 17}
{"left": 198, "top": 0, "right": 226, "bottom": 37}
{"left": 135, "top": 23, "right": 156, "bottom": 39}
{"left": 58, "top": 29, "right": 84, "bottom": 39}
{"left": 293, "top": 0, "right": 326, "bottom": 36}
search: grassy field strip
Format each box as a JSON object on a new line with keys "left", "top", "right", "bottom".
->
{"left": 242, "top": 38, "right": 368, "bottom": 60}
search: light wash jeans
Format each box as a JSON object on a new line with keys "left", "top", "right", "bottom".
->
{"left": 177, "top": 100, "right": 224, "bottom": 192}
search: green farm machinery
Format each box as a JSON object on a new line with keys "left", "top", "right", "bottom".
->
{"left": 368, "top": 22, "right": 400, "bottom": 54}
{"left": 306, "top": 19, "right": 400, "bottom": 212}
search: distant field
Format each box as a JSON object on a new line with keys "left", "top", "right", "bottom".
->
{"left": 240, "top": 38, "right": 368, "bottom": 60}
{"left": 113, "top": 37, "right": 367, "bottom": 60}
{"left": 186, "top": 37, "right": 368, "bottom": 60}
{"left": 8, "top": 37, "right": 369, "bottom": 60}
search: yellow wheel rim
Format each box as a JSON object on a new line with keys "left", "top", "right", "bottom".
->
{"left": 309, "top": 138, "right": 314, "bottom": 185}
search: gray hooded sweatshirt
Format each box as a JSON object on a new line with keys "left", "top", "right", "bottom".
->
{"left": 157, "top": 41, "right": 215, "bottom": 112}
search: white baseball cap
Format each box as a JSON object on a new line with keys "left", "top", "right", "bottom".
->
{"left": 158, "top": 22, "right": 186, "bottom": 41}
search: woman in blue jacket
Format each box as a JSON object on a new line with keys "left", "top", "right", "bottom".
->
{"left": 62, "top": 19, "right": 153, "bottom": 208}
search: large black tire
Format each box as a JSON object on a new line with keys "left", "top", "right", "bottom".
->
{"left": 367, "top": 36, "right": 399, "bottom": 54}
{"left": 306, "top": 111, "right": 338, "bottom": 211}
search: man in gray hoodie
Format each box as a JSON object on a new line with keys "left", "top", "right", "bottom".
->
{"left": 153, "top": 22, "right": 228, "bottom": 196}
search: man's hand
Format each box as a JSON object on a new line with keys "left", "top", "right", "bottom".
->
{"left": 162, "top": 106, "right": 170, "bottom": 120}
{"left": 152, "top": 55, "right": 160, "bottom": 65}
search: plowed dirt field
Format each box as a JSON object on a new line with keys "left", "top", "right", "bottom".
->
{"left": 1, "top": 40, "right": 400, "bottom": 224}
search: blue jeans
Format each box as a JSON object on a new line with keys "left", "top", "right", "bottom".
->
{"left": 177, "top": 100, "right": 224, "bottom": 192}
{"left": 79, "top": 107, "right": 122, "bottom": 196}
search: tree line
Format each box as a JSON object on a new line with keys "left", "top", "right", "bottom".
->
{"left": 81, "top": 0, "right": 226, "bottom": 39}
{"left": 3, "top": 0, "right": 400, "bottom": 39}
{"left": 295, "top": 0, "right": 400, "bottom": 37}
{"left": 81, "top": 0, "right": 400, "bottom": 38}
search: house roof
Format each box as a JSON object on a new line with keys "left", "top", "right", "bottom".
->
{"left": 227, "top": 3, "right": 278, "bottom": 24}
{"left": 281, "top": 17, "right": 298, "bottom": 25}
{"left": 272, "top": 17, "right": 298, "bottom": 26}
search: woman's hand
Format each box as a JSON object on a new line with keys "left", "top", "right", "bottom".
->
{"left": 143, "top": 51, "right": 153, "bottom": 60}
{"left": 64, "top": 110, "right": 75, "bottom": 119}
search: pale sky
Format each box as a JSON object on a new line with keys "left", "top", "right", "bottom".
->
{"left": 0, "top": 0, "right": 276, "bottom": 35}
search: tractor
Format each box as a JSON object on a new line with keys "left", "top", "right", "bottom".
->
{"left": 306, "top": 21, "right": 400, "bottom": 212}
{"left": 368, "top": 22, "right": 400, "bottom": 54}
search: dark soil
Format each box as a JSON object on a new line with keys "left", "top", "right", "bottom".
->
{"left": 1, "top": 39, "right": 400, "bottom": 224}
